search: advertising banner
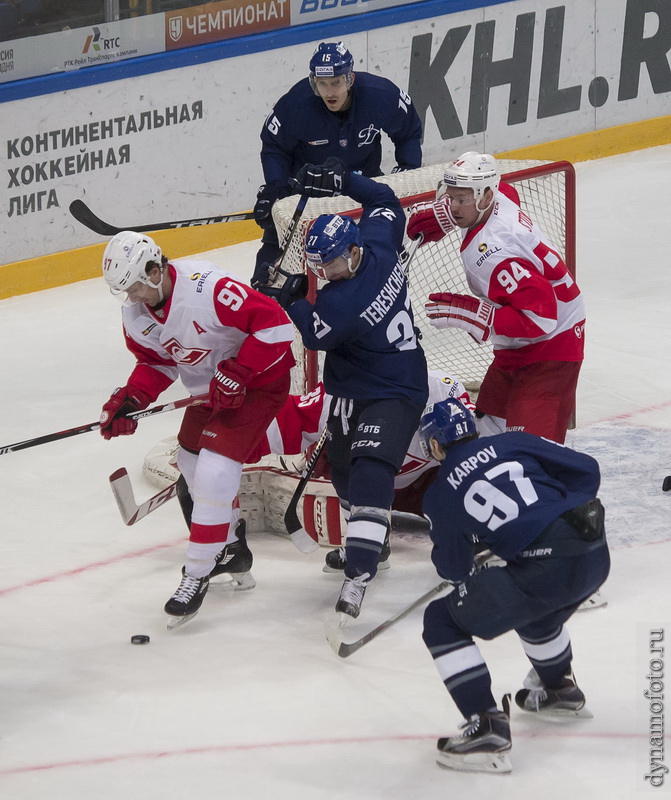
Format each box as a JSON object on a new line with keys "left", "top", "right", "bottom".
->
{"left": 2, "top": 0, "right": 669, "bottom": 264}
{"left": 0, "top": 15, "right": 164, "bottom": 85}
{"left": 165, "top": 0, "right": 290, "bottom": 50}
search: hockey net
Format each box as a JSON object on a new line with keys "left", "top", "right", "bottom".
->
{"left": 143, "top": 160, "right": 575, "bottom": 542}
{"left": 272, "top": 159, "right": 575, "bottom": 393}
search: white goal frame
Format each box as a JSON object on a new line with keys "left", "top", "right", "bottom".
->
{"left": 272, "top": 159, "right": 576, "bottom": 393}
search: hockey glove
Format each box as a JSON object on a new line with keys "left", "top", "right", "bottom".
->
{"left": 100, "top": 385, "right": 152, "bottom": 440}
{"left": 407, "top": 195, "right": 457, "bottom": 244}
{"left": 290, "top": 158, "right": 348, "bottom": 198}
{"left": 250, "top": 260, "right": 275, "bottom": 289}
{"left": 257, "top": 272, "right": 309, "bottom": 310}
{"left": 425, "top": 292, "right": 495, "bottom": 343}
{"left": 209, "top": 359, "right": 254, "bottom": 410}
{"left": 253, "top": 182, "right": 290, "bottom": 230}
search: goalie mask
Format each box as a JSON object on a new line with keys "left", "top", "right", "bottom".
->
{"left": 309, "top": 42, "right": 354, "bottom": 94}
{"left": 305, "top": 214, "right": 362, "bottom": 280}
{"left": 102, "top": 230, "right": 163, "bottom": 298}
{"left": 418, "top": 398, "right": 478, "bottom": 459}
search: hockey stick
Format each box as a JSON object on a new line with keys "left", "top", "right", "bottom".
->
{"left": 325, "top": 580, "right": 451, "bottom": 658}
{"left": 69, "top": 199, "right": 255, "bottom": 236}
{"left": 268, "top": 193, "right": 309, "bottom": 283}
{"left": 283, "top": 428, "right": 327, "bottom": 553}
{"left": 325, "top": 550, "right": 492, "bottom": 658}
{"left": 280, "top": 231, "right": 422, "bottom": 550}
{"left": 400, "top": 233, "right": 423, "bottom": 276}
{"left": 0, "top": 394, "right": 207, "bottom": 456}
{"left": 109, "top": 467, "right": 178, "bottom": 525}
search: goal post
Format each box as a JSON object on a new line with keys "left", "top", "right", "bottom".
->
{"left": 272, "top": 159, "right": 576, "bottom": 394}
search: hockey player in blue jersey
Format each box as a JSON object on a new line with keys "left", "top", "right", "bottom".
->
{"left": 418, "top": 398, "right": 609, "bottom": 774}
{"left": 258, "top": 159, "right": 428, "bottom": 619}
{"left": 252, "top": 41, "right": 422, "bottom": 275}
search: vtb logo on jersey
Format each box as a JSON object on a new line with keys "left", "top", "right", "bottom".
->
{"left": 162, "top": 337, "right": 211, "bottom": 365}
{"left": 358, "top": 125, "right": 380, "bottom": 147}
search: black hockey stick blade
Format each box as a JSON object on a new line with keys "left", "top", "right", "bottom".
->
{"left": 69, "top": 199, "right": 254, "bottom": 236}
{"left": 109, "top": 467, "right": 178, "bottom": 525}
{"left": 324, "top": 580, "right": 451, "bottom": 658}
{"left": 283, "top": 429, "right": 327, "bottom": 553}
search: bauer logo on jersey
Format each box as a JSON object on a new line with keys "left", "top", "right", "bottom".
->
{"left": 358, "top": 125, "right": 381, "bottom": 147}
{"left": 162, "top": 337, "right": 211, "bottom": 365}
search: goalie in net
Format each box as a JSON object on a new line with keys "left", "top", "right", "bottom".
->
{"left": 145, "top": 369, "right": 473, "bottom": 544}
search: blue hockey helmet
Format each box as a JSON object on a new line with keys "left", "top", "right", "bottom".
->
{"left": 305, "top": 214, "right": 362, "bottom": 279}
{"left": 309, "top": 42, "right": 354, "bottom": 93}
{"left": 418, "top": 398, "right": 478, "bottom": 459}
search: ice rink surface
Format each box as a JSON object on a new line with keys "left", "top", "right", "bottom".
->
{"left": 0, "top": 145, "right": 670, "bottom": 798}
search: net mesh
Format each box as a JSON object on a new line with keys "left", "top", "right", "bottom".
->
{"left": 272, "top": 159, "right": 573, "bottom": 393}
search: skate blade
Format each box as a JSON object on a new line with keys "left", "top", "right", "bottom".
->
{"left": 166, "top": 611, "right": 199, "bottom": 630}
{"left": 437, "top": 749, "right": 512, "bottom": 774}
{"left": 211, "top": 571, "right": 256, "bottom": 592}
{"left": 322, "top": 560, "right": 390, "bottom": 574}
{"left": 577, "top": 591, "right": 607, "bottom": 611}
{"left": 532, "top": 704, "right": 593, "bottom": 719}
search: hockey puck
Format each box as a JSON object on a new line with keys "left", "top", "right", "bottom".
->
{"left": 130, "top": 634, "right": 150, "bottom": 645}
{"left": 663, "top": 476, "right": 671, "bottom": 492}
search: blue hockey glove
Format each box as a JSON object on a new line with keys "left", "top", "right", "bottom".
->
{"left": 258, "top": 272, "right": 308, "bottom": 310}
{"left": 290, "top": 158, "right": 348, "bottom": 198}
{"left": 253, "top": 182, "right": 290, "bottom": 230}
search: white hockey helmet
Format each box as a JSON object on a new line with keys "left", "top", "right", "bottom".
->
{"left": 440, "top": 152, "right": 500, "bottom": 205}
{"left": 102, "top": 230, "right": 163, "bottom": 296}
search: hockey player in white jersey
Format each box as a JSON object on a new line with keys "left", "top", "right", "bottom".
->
{"left": 99, "top": 231, "right": 294, "bottom": 627}
{"left": 407, "top": 152, "right": 585, "bottom": 444}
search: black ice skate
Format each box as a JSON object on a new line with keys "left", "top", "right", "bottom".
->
{"left": 515, "top": 668, "right": 592, "bottom": 718}
{"left": 335, "top": 572, "right": 370, "bottom": 620}
{"left": 323, "top": 535, "right": 391, "bottom": 573}
{"left": 164, "top": 569, "right": 210, "bottom": 629}
{"left": 209, "top": 519, "right": 256, "bottom": 591}
{"left": 436, "top": 697, "right": 512, "bottom": 774}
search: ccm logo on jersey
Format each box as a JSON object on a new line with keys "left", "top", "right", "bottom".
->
{"left": 162, "top": 337, "right": 211, "bottom": 365}
{"left": 352, "top": 440, "right": 381, "bottom": 449}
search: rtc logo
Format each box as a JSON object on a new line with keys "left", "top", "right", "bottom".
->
{"left": 82, "top": 27, "right": 120, "bottom": 53}
{"left": 162, "top": 337, "right": 211, "bottom": 365}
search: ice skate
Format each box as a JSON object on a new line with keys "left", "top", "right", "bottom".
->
{"left": 323, "top": 535, "right": 390, "bottom": 573}
{"left": 335, "top": 572, "right": 370, "bottom": 621}
{"left": 577, "top": 589, "right": 607, "bottom": 611}
{"left": 436, "top": 698, "right": 512, "bottom": 774}
{"left": 436, "top": 717, "right": 512, "bottom": 775}
{"left": 164, "top": 569, "right": 209, "bottom": 629}
{"left": 515, "top": 669, "right": 592, "bottom": 718}
{"left": 209, "top": 519, "right": 256, "bottom": 591}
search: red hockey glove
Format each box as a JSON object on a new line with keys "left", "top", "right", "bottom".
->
{"left": 209, "top": 359, "right": 254, "bottom": 410}
{"left": 425, "top": 292, "right": 495, "bottom": 343}
{"left": 99, "top": 386, "right": 152, "bottom": 440}
{"left": 407, "top": 195, "right": 457, "bottom": 244}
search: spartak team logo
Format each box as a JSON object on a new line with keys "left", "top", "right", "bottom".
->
{"left": 162, "top": 337, "right": 210, "bottom": 365}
